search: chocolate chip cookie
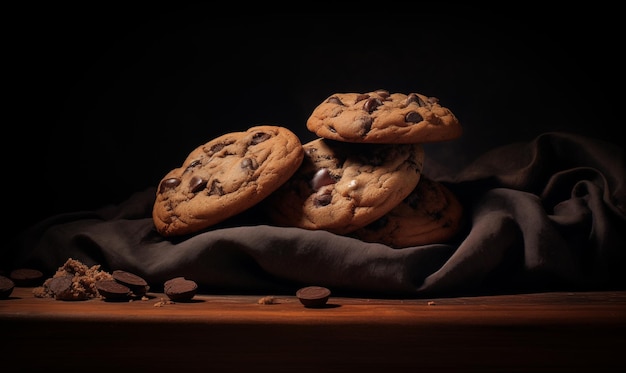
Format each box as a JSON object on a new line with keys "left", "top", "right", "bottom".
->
{"left": 351, "top": 176, "right": 463, "bottom": 248}
{"left": 264, "top": 138, "right": 424, "bottom": 235}
{"left": 306, "top": 89, "right": 461, "bottom": 143}
{"left": 153, "top": 125, "right": 304, "bottom": 237}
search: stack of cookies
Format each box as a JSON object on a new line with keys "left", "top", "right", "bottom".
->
{"left": 152, "top": 90, "right": 463, "bottom": 248}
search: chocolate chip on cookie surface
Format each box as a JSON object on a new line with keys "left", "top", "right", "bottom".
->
{"left": 306, "top": 89, "right": 461, "bottom": 143}
{"left": 264, "top": 138, "right": 424, "bottom": 235}
{"left": 153, "top": 125, "right": 304, "bottom": 237}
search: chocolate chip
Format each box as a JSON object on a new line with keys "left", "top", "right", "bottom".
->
{"left": 187, "top": 159, "right": 202, "bottom": 169}
{"left": 112, "top": 270, "right": 149, "bottom": 297}
{"left": 405, "top": 111, "right": 423, "bottom": 123}
{"left": 10, "top": 268, "right": 44, "bottom": 287}
{"left": 354, "top": 94, "right": 369, "bottom": 103}
{"left": 296, "top": 286, "right": 331, "bottom": 308}
{"left": 406, "top": 93, "right": 427, "bottom": 107}
{"left": 189, "top": 176, "right": 208, "bottom": 193}
{"left": 310, "top": 168, "right": 335, "bottom": 191}
{"left": 374, "top": 89, "right": 390, "bottom": 98}
{"left": 356, "top": 117, "right": 373, "bottom": 137}
{"left": 159, "top": 178, "right": 181, "bottom": 193}
{"left": 314, "top": 192, "right": 332, "bottom": 207}
{"left": 327, "top": 96, "right": 344, "bottom": 105}
{"left": 184, "top": 160, "right": 202, "bottom": 174}
{"left": 0, "top": 275, "right": 15, "bottom": 299}
{"left": 164, "top": 277, "right": 198, "bottom": 302}
{"left": 241, "top": 157, "right": 259, "bottom": 170}
{"left": 208, "top": 179, "right": 224, "bottom": 196}
{"left": 96, "top": 279, "right": 132, "bottom": 301}
{"left": 250, "top": 131, "right": 271, "bottom": 145}
{"left": 208, "top": 142, "right": 226, "bottom": 155}
{"left": 305, "top": 147, "right": 318, "bottom": 157}
{"left": 363, "top": 97, "right": 382, "bottom": 113}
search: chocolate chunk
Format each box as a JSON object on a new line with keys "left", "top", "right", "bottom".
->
{"left": 47, "top": 275, "right": 72, "bottom": 294}
{"left": 357, "top": 117, "right": 373, "bottom": 137}
{"left": 250, "top": 131, "right": 271, "bottom": 145}
{"left": 327, "top": 96, "right": 344, "bottom": 105}
{"left": 96, "top": 279, "right": 132, "bottom": 301}
{"left": 112, "top": 270, "right": 149, "bottom": 297}
{"left": 47, "top": 275, "right": 80, "bottom": 301}
{"left": 241, "top": 157, "right": 259, "bottom": 170}
{"left": 10, "top": 268, "right": 44, "bottom": 287}
{"left": 374, "top": 89, "right": 390, "bottom": 99}
{"left": 311, "top": 168, "right": 335, "bottom": 191}
{"left": 314, "top": 192, "right": 332, "bottom": 207}
{"left": 187, "top": 159, "right": 202, "bottom": 170}
{"left": 405, "top": 111, "right": 423, "bottom": 123}
{"left": 0, "top": 275, "right": 15, "bottom": 299}
{"left": 208, "top": 179, "right": 224, "bottom": 196}
{"left": 184, "top": 160, "right": 203, "bottom": 174}
{"left": 164, "top": 277, "right": 198, "bottom": 302}
{"left": 406, "top": 93, "right": 427, "bottom": 107}
{"left": 296, "top": 286, "right": 331, "bottom": 308}
{"left": 354, "top": 94, "right": 369, "bottom": 103}
{"left": 159, "top": 178, "right": 181, "bottom": 193}
{"left": 189, "top": 176, "right": 208, "bottom": 193}
{"left": 362, "top": 97, "right": 382, "bottom": 113}
{"left": 207, "top": 142, "right": 226, "bottom": 155}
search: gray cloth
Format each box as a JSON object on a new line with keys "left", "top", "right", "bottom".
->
{"left": 7, "top": 132, "right": 626, "bottom": 297}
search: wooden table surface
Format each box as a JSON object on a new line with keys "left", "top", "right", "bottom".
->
{"left": 2, "top": 287, "right": 625, "bottom": 372}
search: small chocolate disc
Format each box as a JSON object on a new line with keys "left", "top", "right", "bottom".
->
{"left": 296, "top": 286, "right": 331, "bottom": 308}
{"left": 0, "top": 275, "right": 15, "bottom": 299}
{"left": 10, "top": 268, "right": 44, "bottom": 287}
{"left": 96, "top": 279, "right": 132, "bottom": 301}
{"left": 164, "top": 277, "right": 198, "bottom": 301}
{"left": 112, "top": 270, "right": 149, "bottom": 296}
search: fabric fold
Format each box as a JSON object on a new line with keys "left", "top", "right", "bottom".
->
{"left": 6, "top": 132, "right": 626, "bottom": 297}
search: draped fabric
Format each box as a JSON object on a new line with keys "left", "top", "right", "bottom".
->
{"left": 7, "top": 132, "right": 626, "bottom": 298}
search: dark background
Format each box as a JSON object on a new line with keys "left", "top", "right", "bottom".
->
{"left": 5, "top": 5, "right": 622, "bottom": 239}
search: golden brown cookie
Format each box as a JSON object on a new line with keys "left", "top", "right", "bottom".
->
{"left": 306, "top": 89, "right": 461, "bottom": 143}
{"left": 264, "top": 138, "right": 424, "bottom": 235}
{"left": 153, "top": 125, "right": 304, "bottom": 237}
{"left": 351, "top": 176, "right": 463, "bottom": 248}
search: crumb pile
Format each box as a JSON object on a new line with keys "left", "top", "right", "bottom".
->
{"left": 33, "top": 258, "right": 113, "bottom": 300}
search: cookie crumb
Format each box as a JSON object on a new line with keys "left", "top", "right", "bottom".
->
{"left": 154, "top": 297, "right": 175, "bottom": 307}
{"left": 33, "top": 258, "right": 113, "bottom": 300}
{"left": 258, "top": 296, "right": 278, "bottom": 305}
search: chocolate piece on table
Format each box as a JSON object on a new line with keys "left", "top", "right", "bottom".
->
{"left": 112, "top": 270, "right": 149, "bottom": 297}
{"left": 296, "top": 286, "right": 331, "bottom": 308}
{"left": 164, "top": 277, "right": 198, "bottom": 302}
{"left": 0, "top": 275, "right": 15, "bottom": 299}
{"left": 10, "top": 268, "right": 44, "bottom": 287}
{"left": 96, "top": 279, "right": 132, "bottom": 301}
